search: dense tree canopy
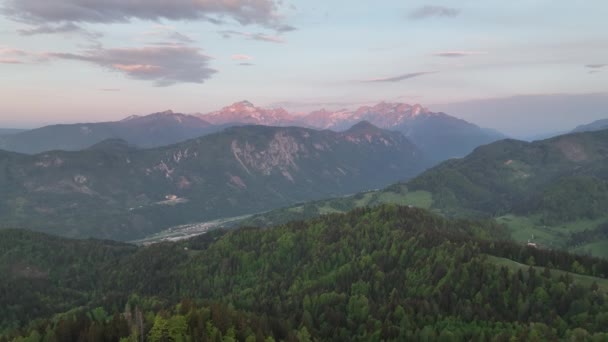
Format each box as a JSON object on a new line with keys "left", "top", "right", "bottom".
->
{"left": 2, "top": 205, "right": 608, "bottom": 341}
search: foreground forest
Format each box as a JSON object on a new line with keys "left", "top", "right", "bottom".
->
{"left": 2, "top": 205, "right": 608, "bottom": 341}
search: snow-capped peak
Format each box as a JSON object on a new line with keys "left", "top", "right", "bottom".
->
{"left": 201, "top": 101, "right": 294, "bottom": 126}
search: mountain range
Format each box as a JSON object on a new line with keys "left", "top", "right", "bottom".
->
{"left": 0, "top": 122, "right": 427, "bottom": 240}
{"left": 198, "top": 101, "right": 505, "bottom": 161}
{"left": 0, "top": 101, "right": 503, "bottom": 162}
{"left": 0, "top": 111, "right": 223, "bottom": 154}
{"left": 300, "top": 102, "right": 505, "bottom": 161}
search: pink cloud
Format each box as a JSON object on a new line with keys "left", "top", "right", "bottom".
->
{"left": 0, "top": 58, "right": 22, "bottom": 64}
{"left": 50, "top": 46, "right": 217, "bottom": 86}
{"left": 0, "top": 46, "right": 32, "bottom": 64}
{"left": 231, "top": 54, "right": 253, "bottom": 61}
{"left": 0, "top": 47, "right": 26, "bottom": 56}
{"left": 112, "top": 63, "right": 161, "bottom": 72}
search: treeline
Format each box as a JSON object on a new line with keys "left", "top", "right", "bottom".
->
{"left": 2, "top": 301, "right": 285, "bottom": 342}
{"left": 567, "top": 222, "right": 608, "bottom": 250}
{"left": 2, "top": 205, "right": 608, "bottom": 340}
{"left": 5, "top": 298, "right": 608, "bottom": 342}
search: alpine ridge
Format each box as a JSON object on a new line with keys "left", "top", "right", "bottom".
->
{"left": 198, "top": 101, "right": 504, "bottom": 162}
{"left": 1, "top": 101, "right": 504, "bottom": 163}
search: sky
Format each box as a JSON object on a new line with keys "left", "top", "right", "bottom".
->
{"left": 0, "top": 0, "right": 607, "bottom": 137}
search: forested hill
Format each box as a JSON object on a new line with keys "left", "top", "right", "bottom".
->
{"left": 2, "top": 205, "right": 608, "bottom": 340}
{"left": 407, "top": 129, "right": 608, "bottom": 219}
{"left": 239, "top": 129, "right": 608, "bottom": 258}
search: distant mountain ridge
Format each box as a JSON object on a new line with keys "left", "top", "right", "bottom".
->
{"left": 0, "top": 111, "right": 221, "bottom": 154}
{"left": 0, "top": 128, "right": 26, "bottom": 136}
{"left": 0, "top": 123, "right": 427, "bottom": 240}
{"left": 1, "top": 101, "right": 504, "bottom": 162}
{"left": 301, "top": 102, "right": 431, "bottom": 131}
{"left": 198, "top": 101, "right": 505, "bottom": 161}
{"left": 573, "top": 118, "right": 608, "bottom": 133}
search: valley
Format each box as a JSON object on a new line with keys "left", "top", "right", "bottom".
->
{"left": 132, "top": 213, "right": 256, "bottom": 245}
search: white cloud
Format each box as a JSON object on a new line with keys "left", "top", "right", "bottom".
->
{"left": 219, "top": 30, "right": 285, "bottom": 43}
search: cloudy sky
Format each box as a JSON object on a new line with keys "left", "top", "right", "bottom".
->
{"left": 0, "top": 0, "right": 607, "bottom": 137}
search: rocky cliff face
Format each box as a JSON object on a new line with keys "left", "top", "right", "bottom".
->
{"left": 0, "top": 123, "right": 428, "bottom": 241}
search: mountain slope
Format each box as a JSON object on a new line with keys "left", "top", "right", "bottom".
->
{"left": 237, "top": 129, "right": 608, "bottom": 257}
{"left": 2, "top": 206, "right": 608, "bottom": 340}
{"left": 0, "top": 111, "right": 220, "bottom": 154}
{"left": 300, "top": 102, "right": 504, "bottom": 161}
{"left": 407, "top": 130, "right": 608, "bottom": 218}
{"left": 573, "top": 118, "right": 608, "bottom": 133}
{"left": 0, "top": 128, "right": 26, "bottom": 136}
{"left": 0, "top": 124, "right": 427, "bottom": 240}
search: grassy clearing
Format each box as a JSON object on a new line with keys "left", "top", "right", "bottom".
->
{"left": 318, "top": 205, "right": 344, "bottom": 215}
{"left": 287, "top": 206, "right": 304, "bottom": 213}
{"left": 352, "top": 192, "right": 376, "bottom": 207}
{"left": 572, "top": 241, "right": 608, "bottom": 259}
{"left": 496, "top": 215, "right": 562, "bottom": 248}
{"left": 496, "top": 214, "right": 608, "bottom": 258}
{"left": 553, "top": 217, "right": 608, "bottom": 234}
{"left": 376, "top": 190, "right": 433, "bottom": 209}
{"left": 486, "top": 255, "right": 608, "bottom": 292}
{"left": 351, "top": 187, "right": 433, "bottom": 208}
